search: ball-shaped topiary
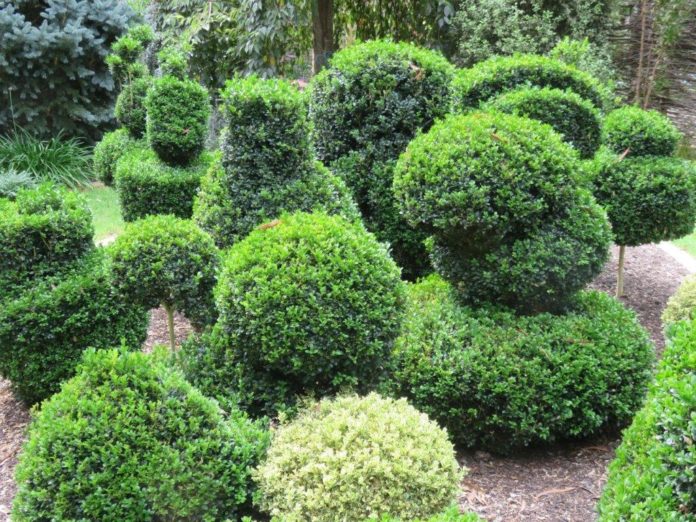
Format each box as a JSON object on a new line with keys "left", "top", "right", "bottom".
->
{"left": 662, "top": 275, "right": 696, "bottom": 329}
{"left": 12, "top": 348, "right": 269, "bottom": 521}
{"left": 108, "top": 215, "right": 219, "bottom": 338}
{"left": 0, "top": 251, "right": 149, "bottom": 405}
{"left": 591, "top": 154, "right": 696, "bottom": 246}
{"left": 602, "top": 105, "right": 683, "bottom": 158}
{"left": 184, "top": 212, "right": 405, "bottom": 417}
{"left": 114, "top": 76, "right": 151, "bottom": 138}
{"left": 389, "top": 276, "right": 655, "bottom": 454}
{"left": 93, "top": 128, "right": 136, "bottom": 185}
{"left": 254, "top": 393, "right": 461, "bottom": 521}
{"left": 451, "top": 54, "right": 609, "bottom": 110}
{"left": 309, "top": 40, "right": 455, "bottom": 279}
{"left": 145, "top": 75, "right": 210, "bottom": 166}
{"left": 484, "top": 87, "right": 602, "bottom": 158}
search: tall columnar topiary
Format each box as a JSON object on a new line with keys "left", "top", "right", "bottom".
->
{"left": 0, "top": 0, "right": 135, "bottom": 140}
{"left": 602, "top": 106, "right": 683, "bottom": 158}
{"left": 254, "top": 393, "right": 462, "bottom": 521}
{"left": 193, "top": 76, "right": 359, "bottom": 248}
{"left": 394, "top": 111, "right": 611, "bottom": 313}
{"left": 108, "top": 215, "right": 220, "bottom": 349}
{"left": 308, "top": 40, "right": 455, "bottom": 279}
{"left": 12, "top": 348, "right": 269, "bottom": 522}
{"left": 180, "top": 212, "right": 405, "bottom": 417}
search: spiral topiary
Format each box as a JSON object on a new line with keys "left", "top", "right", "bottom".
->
{"left": 254, "top": 393, "right": 462, "bottom": 521}
{"left": 602, "top": 105, "right": 683, "bottom": 158}
{"left": 114, "top": 76, "right": 151, "bottom": 138}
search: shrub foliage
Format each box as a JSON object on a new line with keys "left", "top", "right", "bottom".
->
{"left": 115, "top": 76, "right": 151, "bottom": 139}
{"left": 663, "top": 275, "right": 696, "bottom": 328}
{"left": 602, "top": 106, "right": 683, "bottom": 157}
{"left": 93, "top": 129, "right": 136, "bottom": 186}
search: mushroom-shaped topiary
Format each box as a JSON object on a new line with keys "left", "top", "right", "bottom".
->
{"left": 108, "top": 215, "right": 219, "bottom": 348}
{"left": 254, "top": 393, "right": 462, "bottom": 521}
{"left": 602, "top": 106, "right": 683, "bottom": 158}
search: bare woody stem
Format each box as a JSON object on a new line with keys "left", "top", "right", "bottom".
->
{"left": 164, "top": 304, "right": 176, "bottom": 351}
{"left": 616, "top": 245, "right": 626, "bottom": 298}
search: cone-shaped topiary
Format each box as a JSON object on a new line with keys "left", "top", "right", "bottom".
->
{"left": 12, "top": 348, "right": 269, "bottom": 521}
{"left": 254, "top": 393, "right": 462, "bottom": 521}
{"left": 602, "top": 106, "right": 682, "bottom": 157}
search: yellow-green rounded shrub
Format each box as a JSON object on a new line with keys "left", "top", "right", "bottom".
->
{"left": 663, "top": 275, "right": 696, "bottom": 328}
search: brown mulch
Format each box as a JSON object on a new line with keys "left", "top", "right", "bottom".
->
{"left": 0, "top": 245, "right": 690, "bottom": 522}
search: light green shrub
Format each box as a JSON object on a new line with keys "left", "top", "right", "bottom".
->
{"left": 663, "top": 275, "right": 696, "bottom": 328}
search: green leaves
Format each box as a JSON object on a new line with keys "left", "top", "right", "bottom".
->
{"left": 602, "top": 105, "right": 683, "bottom": 158}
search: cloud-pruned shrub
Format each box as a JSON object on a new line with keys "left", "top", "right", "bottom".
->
{"left": 602, "top": 106, "right": 683, "bottom": 157}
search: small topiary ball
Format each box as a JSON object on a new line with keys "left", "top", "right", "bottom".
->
{"left": 108, "top": 214, "right": 219, "bottom": 329}
{"left": 484, "top": 87, "right": 602, "bottom": 158}
{"left": 93, "top": 128, "right": 136, "bottom": 185}
{"left": 662, "top": 275, "right": 696, "bottom": 329}
{"left": 602, "top": 105, "right": 683, "bottom": 157}
{"left": 254, "top": 393, "right": 462, "bottom": 521}
{"left": 390, "top": 276, "right": 655, "bottom": 454}
{"left": 12, "top": 348, "right": 269, "bottom": 521}
{"left": 591, "top": 154, "right": 696, "bottom": 246}
{"left": 146, "top": 75, "right": 210, "bottom": 166}
{"left": 114, "top": 76, "right": 151, "bottom": 138}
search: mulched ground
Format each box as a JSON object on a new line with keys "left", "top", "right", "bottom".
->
{"left": 0, "top": 244, "right": 690, "bottom": 522}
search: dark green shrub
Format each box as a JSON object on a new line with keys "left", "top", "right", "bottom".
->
{"left": 93, "top": 128, "right": 137, "bottom": 185}
{"left": 145, "top": 75, "right": 210, "bottom": 166}
{"left": 12, "top": 348, "right": 269, "bottom": 521}
{"left": 394, "top": 112, "right": 611, "bottom": 312}
{"left": 389, "top": 276, "right": 654, "bottom": 454}
{"left": 451, "top": 54, "right": 608, "bottom": 111}
{"left": 309, "top": 40, "right": 455, "bottom": 279}
{"left": 485, "top": 87, "right": 602, "bottom": 158}
{"left": 114, "top": 146, "right": 213, "bottom": 221}
{"left": 108, "top": 215, "right": 219, "bottom": 336}
{"left": 0, "top": 183, "right": 93, "bottom": 295}
{"left": 193, "top": 76, "right": 359, "bottom": 248}
{"left": 602, "top": 106, "right": 683, "bottom": 157}
{"left": 591, "top": 154, "right": 696, "bottom": 246}
{"left": 0, "top": 169, "right": 35, "bottom": 199}
{"left": 114, "top": 76, "right": 151, "bottom": 138}
{"left": 598, "top": 319, "right": 696, "bottom": 521}
{"left": 0, "top": 251, "right": 148, "bottom": 405}
{"left": 254, "top": 393, "right": 461, "bottom": 521}
{"left": 181, "top": 212, "right": 405, "bottom": 417}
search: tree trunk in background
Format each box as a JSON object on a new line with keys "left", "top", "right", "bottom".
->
{"left": 312, "top": 0, "right": 334, "bottom": 74}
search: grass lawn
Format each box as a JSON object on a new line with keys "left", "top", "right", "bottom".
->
{"left": 673, "top": 230, "right": 696, "bottom": 258}
{"left": 80, "top": 184, "right": 124, "bottom": 243}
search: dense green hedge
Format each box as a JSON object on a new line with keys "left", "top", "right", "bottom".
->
{"left": 602, "top": 105, "right": 682, "bottom": 158}
{"left": 12, "top": 348, "right": 269, "bottom": 521}
{"left": 115, "top": 146, "right": 213, "bottom": 221}
{"left": 451, "top": 54, "right": 608, "bottom": 110}
{"left": 591, "top": 154, "right": 696, "bottom": 246}
{"left": 115, "top": 76, "right": 151, "bottom": 139}
{"left": 93, "top": 129, "right": 138, "bottom": 186}
{"left": 389, "top": 276, "right": 654, "bottom": 454}
{"left": 485, "top": 86, "right": 602, "bottom": 158}
{"left": 309, "top": 40, "right": 455, "bottom": 279}
{"left": 598, "top": 319, "right": 696, "bottom": 521}
{"left": 0, "top": 251, "right": 148, "bottom": 405}
{"left": 255, "top": 393, "right": 461, "bottom": 521}
{"left": 181, "top": 212, "right": 405, "bottom": 417}
{"left": 0, "top": 183, "right": 93, "bottom": 295}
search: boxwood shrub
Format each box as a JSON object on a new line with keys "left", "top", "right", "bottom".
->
{"left": 0, "top": 250, "right": 149, "bottom": 405}
{"left": 602, "top": 105, "right": 682, "bottom": 158}
{"left": 254, "top": 393, "right": 461, "bottom": 521}
{"left": 451, "top": 54, "right": 608, "bottom": 110}
{"left": 308, "top": 40, "right": 455, "bottom": 279}
{"left": 598, "top": 319, "right": 696, "bottom": 521}
{"left": 93, "top": 128, "right": 137, "bottom": 185}
{"left": 114, "top": 145, "right": 213, "bottom": 221}
{"left": 114, "top": 76, "right": 151, "bottom": 139}
{"left": 145, "top": 75, "right": 210, "bottom": 166}
{"left": 0, "top": 183, "right": 93, "bottom": 295}
{"left": 389, "top": 276, "right": 655, "bottom": 454}
{"left": 181, "top": 212, "right": 405, "bottom": 417}
{"left": 374, "top": 508, "right": 484, "bottom": 522}
{"left": 12, "top": 348, "right": 269, "bottom": 521}
{"left": 484, "top": 87, "right": 602, "bottom": 158}
{"left": 663, "top": 275, "right": 696, "bottom": 330}
{"left": 591, "top": 154, "right": 696, "bottom": 246}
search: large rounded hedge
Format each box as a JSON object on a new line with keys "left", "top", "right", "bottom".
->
{"left": 591, "top": 154, "right": 696, "bottom": 246}
{"left": 108, "top": 215, "right": 219, "bottom": 330}
{"left": 12, "top": 348, "right": 269, "bottom": 521}
{"left": 451, "top": 54, "right": 608, "bottom": 110}
{"left": 0, "top": 251, "right": 149, "bottom": 405}
{"left": 255, "top": 393, "right": 461, "bottom": 521}
{"left": 182, "top": 212, "right": 405, "bottom": 417}
{"left": 484, "top": 86, "right": 602, "bottom": 158}
{"left": 389, "top": 276, "right": 655, "bottom": 454}
{"left": 115, "top": 146, "right": 213, "bottom": 221}
{"left": 0, "top": 183, "right": 93, "bottom": 295}
{"left": 145, "top": 75, "right": 210, "bottom": 166}
{"left": 114, "top": 76, "right": 151, "bottom": 139}
{"left": 93, "top": 128, "right": 137, "bottom": 185}
{"left": 602, "top": 105, "right": 682, "bottom": 158}
{"left": 309, "top": 40, "right": 455, "bottom": 279}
